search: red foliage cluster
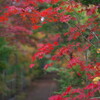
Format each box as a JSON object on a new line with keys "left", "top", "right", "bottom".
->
{"left": 32, "top": 42, "right": 58, "bottom": 62}
{"left": 49, "top": 83, "right": 100, "bottom": 100}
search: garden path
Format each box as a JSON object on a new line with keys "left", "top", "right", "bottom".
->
{"left": 26, "top": 72, "right": 58, "bottom": 100}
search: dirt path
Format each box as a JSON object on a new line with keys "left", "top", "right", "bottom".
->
{"left": 26, "top": 72, "right": 58, "bottom": 100}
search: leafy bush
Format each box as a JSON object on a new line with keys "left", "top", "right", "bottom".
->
{"left": 77, "top": 0, "right": 100, "bottom": 5}
{"left": 0, "top": 37, "right": 13, "bottom": 95}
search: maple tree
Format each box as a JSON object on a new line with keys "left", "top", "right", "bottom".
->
{"left": 0, "top": 0, "right": 100, "bottom": 100}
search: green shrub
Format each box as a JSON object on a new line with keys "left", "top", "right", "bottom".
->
{"left": 57, "top": 66, "right": 86, "bottom": 93}
{"left": 76, "top": 0, "right": 100, "bottom": 5}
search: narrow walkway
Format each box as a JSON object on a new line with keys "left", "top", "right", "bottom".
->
{"left": 26, "top": 72, "right": 58, "bottom": 100}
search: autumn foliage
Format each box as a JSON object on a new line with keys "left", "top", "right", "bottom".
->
{"left": 0, "top": 0, "right": 100, "bottom": 100}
